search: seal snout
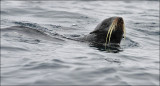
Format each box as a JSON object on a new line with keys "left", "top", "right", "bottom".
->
{"left": 118, "top": 17, "right": 124, "bottom": 23}
{"left": 119, "top": 17, "right": 124, "bottom": 24}
{"left": 112, "top": 17, "right": 125, "bottom": 34}
{"left": 114, "top": 17, "right": 124, "bottom": 26}
{"left": 118, "top": 17, "right": 123, "bottom": 21}
{"left": 105, "top": 17, "right": 125, "bottom": 45}
{"left": 116, "top": 17, "right": 125, "bottom": 39}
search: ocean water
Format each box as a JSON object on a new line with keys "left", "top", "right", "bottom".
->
{"left": 1, "top": 0, "right": 159, "bottom": 85}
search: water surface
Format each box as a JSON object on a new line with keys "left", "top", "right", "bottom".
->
{"left": 1, "top": 1, "right": 159, "bottom": 85}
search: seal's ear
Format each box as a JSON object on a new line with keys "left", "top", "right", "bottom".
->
{"left": 90, "top": 30, "right": 99, "bottom": 34}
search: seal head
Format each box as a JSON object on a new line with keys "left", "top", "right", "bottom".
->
{"left": 85, "top": 17, "right": 125, "bottom": 46}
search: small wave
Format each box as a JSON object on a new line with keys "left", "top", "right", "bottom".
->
{"left": 12, "top": 21, "right": 68, "bottom": 38}
{"left": 105, "top": 58, "right": 122, "bottom": 64}
{"left": 2, "top": 21, "right": 66, "bottom": 43}
{"left": 136, "top": 29, "right": 159, "bottom": 35}
{"left": 89, "top": 43, "right": 123, "bottom": 53}
{"left": 1, "top": 10, "right": 8, "bottom": 15}
{"left": 23, "top": 62, "right": 70, "bottom": 70}
{"left": 85, "top": 36, "right": 139, "bottom": 53}
{"left": 1, "top": 46, "right": 28, "bottom": 51}
{"left": 33, "top": 10, "right": 90, "bottom": 19}
{"left": 13, "top": 21, "right": 48, "bottom": 32}
{"left": 18, "top": 38, "right": 41, "bottom": 44}
{"left": 121, "top": 37, "right": 139, "bottom": 48}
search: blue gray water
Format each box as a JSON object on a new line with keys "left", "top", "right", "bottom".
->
{"left": 1, "top": 1, "right": 159, "bottom": 85}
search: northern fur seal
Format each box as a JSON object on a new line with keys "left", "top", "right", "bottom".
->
{"left": 3, "top": 17, "right": 125, "bottom": 50}
{"left": 76, "top": 17, "right": 126, "bottom": 48}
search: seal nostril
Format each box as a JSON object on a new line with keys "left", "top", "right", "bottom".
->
{"left": 118, "top": 18, "right": 124, "bottom": 24}
{"left": 118, "top": 18, "right": 122, "bottom": 22}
